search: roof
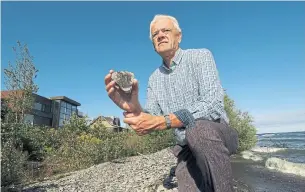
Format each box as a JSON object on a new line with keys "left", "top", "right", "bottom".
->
{"left": 1, "top": 90, "right": 46, "bottom": 100}
{"left": 49, "top": 96, "right": 81, "bottom": 106}
{"left": 1, "top": 91, "right": 81, "bottom": 108}
{"left": 104, "top": 117, "right": 114, "bottom": 124}
{"left": 1, "top": 90, "right": 31, "bottom": 111}
{"left": 1, "top": 90, "right": 58, "bottom": 101}
{"left": 1, "top": 90, "right": 23, "bottom": 98}
{"left": 90, "top": 116, "right": 121, "bottom": 127}
{"left": 90, "top": 116, "right": 111, "bottom": 126}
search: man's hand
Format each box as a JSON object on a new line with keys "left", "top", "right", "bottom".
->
{"left": 123, "top": 112, "right": 166, "bottom": 136}
{"left": 105, "top": 70, "right": 142, "bottom": 114}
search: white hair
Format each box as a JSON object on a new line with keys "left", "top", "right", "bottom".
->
{"left": 149, "top": 14, "right": 182, "bottom": 40}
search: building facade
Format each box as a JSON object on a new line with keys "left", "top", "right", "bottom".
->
{"left": 49, "top": 96, "right": 81, "bottom": 127}
{"left": 1, "top": 91, "right": 81, "bottom": 128}
{"left": 90, "top": 115, "right": 125, "bottom": 132}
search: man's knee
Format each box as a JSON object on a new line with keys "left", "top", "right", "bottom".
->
{"left": 186, "top": 120, "right": 223, "bottom": 144}
{"left": 226, "top": 127, "right": 239, "bottom": 155}
{"left": 185, "top": 119, "right": 239, "bottom": 155}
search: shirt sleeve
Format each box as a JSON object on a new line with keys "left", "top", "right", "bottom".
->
{"left": 143, "top": 80, "right": 163, "bottom": 116}
{"left": 173, "top": 49, "right": 226, "bottom": 128}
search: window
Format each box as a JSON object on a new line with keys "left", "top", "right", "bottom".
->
{"left": 34, "top": 102, "right": 42, "bottom": 110}
{"left": 67, "top": 103, "right": 71, "bottom": 110}
{"left": 24, "top": 114, "right": 34, "bottom": 125}
{"left": 66, "top": 109, "right": 71, "bottom": 116}
{"left": 33, "top": 116, "right": 52, "bottom": 126}
{"left": 60, "top": 113, "right": 65, "bottom": 120}
{"left": 72, "top": 105, "right": 77, "bottom": 116}
{"left": 58, "top": 101, "right": 76, "bottom": 125}
{"left": 60, "top": 106, "right": 66, "bottom": 114}
{"left": 61, "top": 101, "right": 66, "bottom": 107}
{"left": 42, "top": 104, "right": 51, "bottom": 113}
{"left": 41, "top": 104, "right": 45, "bottom": 112}
{"left": 59, "top": 118, "right": 64, "bottom": 127}
{"left": 34, "top": 103, "right": 51, "bottom": 113}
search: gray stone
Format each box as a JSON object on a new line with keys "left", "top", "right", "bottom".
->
{"left": 111, "top": 71, "right": 135, "bottom": 93}
{"left": 22, "top": 148, "right": 178, "bottom": 192}
{"left": 20, "top": 148, "right": 257, "bottom": 192}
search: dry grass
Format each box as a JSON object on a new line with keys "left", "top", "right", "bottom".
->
{"left": 1, "top": 121, "right": 175, "bottom": 187}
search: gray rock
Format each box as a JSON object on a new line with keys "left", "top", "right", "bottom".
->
{"left": 22, "top": 148, "right": 177, "bottom": 192}
{"left": 21, "top": 148, "right": 250, "bottom": 192}
{"left": 111, "top": 71, "right": 135, "bottom": 93}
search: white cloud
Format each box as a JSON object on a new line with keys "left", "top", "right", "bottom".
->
{"left": 252, "top": 110, "right": 305, "bottom": 133}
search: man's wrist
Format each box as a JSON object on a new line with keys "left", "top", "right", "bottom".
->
{"left": 155, "top": 114, "right": 184, "bottom": 131}
{"left": 155, "top": 116, "right": 167, "bottom": 131}
{"left": 164, "top": 114, "right": 171, "bottom": 129}
{"left": 133, "top": 104, "right": 143, "bottom": 116}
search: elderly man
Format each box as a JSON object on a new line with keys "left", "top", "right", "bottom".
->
{"left": 105, "top": 14, "right": 238, "bottom": 192}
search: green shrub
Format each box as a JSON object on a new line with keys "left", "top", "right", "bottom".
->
{"left": 1, "top": 139, "right": 28, "bottom": 186}
{"left": 1, "top": 94, "right": 258, "bottom": 187}
{"left": 139, "top": 129, "right": 175, "bottom": 154}
{"left": 224, "top": 94, "right": 257, "bottom": 152}
{"left": 1, "top": 123, "right": 28, "bottom": 186}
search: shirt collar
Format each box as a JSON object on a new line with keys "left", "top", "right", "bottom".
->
{"left": 161, "top": 48, "right": 184, "bottom": 71}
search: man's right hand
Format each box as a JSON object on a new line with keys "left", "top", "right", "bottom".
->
{"left": 105, "top": 70, "right": 142, "bottom": 115}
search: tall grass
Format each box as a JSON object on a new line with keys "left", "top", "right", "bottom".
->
{"left": 2, "top": 94, "right": 258, "bottom": 187}
{"left": 1, "top": 115, "right": 175, "bottom": 187}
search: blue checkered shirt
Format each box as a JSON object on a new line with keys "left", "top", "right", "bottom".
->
{"left": 144, "top": 48, "right": 229, "bottom": 146}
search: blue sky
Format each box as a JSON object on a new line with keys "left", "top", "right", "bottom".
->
{"left": 2, "top": 1, "right": 305, "bottom": 133}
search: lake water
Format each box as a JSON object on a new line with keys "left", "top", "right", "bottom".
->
{"left": 241, "top": 131, "right": 305, "bottom": 177}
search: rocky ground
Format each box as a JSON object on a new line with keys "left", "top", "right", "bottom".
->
{"left": 21, "top": 148, "right": 178, "bottom": 192}
{"left": 5, "top": 147, "right": 305, "bottom": 192}
{"left": 18, "top": 147, "right": 250, "bottom": 192}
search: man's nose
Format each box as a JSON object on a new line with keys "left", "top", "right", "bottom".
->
{"left": 157, "top": 32, "right": 166, "bottom": 41}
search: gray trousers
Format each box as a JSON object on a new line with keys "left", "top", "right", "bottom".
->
{"left": 172, "top": 119, "right": 239, "bottom": 192}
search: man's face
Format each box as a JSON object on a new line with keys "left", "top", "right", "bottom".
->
{"left": 151, "top": 18, "right": 181, "bottom": 54}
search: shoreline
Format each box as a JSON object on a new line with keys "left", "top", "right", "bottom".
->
{"left": 231, "top": 155, "right": 305, "bottom": 192}
{"left": 5, "top": 148, "right": 305, "bottom": 192}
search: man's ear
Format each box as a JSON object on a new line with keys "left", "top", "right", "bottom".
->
{"left": 178, "top": 32, "right": 182, "bottom": 43}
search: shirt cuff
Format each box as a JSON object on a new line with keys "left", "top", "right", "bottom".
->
{"left": 173, "top": 109, "right": 196, "bottom": 129}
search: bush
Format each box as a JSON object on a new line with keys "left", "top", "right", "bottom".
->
{"left": 224, "top": 94, "right": 257, "bottom": 152}
{"left": 139, "top": 130, "right": 175, "bottom": 154}
{"left": 13, "top": 115, "right": 175, "bottom": 178}
{"left": 42, "top": 127, "right": 175, "bottom": 176}
{"left": 1, "top": 94, "right": 257, "bottom": 187}
{"left": 1, "top": 123, "right": 29, "bottom": 186}
{"left": 1, "top": 139, "right": 28, "bottom": 186}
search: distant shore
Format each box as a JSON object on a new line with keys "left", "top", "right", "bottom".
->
{"left": 231, "top": 155, "right": 305, "bottom": 192}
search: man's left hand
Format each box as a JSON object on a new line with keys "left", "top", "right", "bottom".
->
{"left": 123, "top": 112, "right": 165, "bottom": 136}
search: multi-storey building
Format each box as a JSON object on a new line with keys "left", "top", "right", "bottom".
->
{"left": 1, "top": 90, "right": 82, "bottom": 128}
